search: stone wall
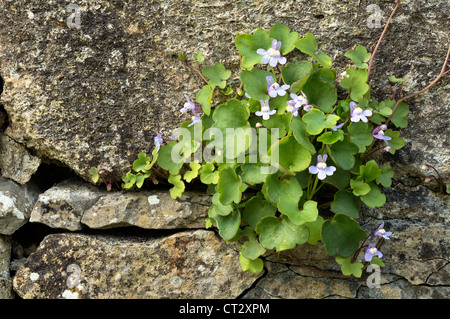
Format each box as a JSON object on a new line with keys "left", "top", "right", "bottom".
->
{"left": 0, "top": 0, "right": 449, "bottom": 299}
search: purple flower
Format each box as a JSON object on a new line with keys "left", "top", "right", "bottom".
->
{"left": 372, "top": 124, "right": 391, "bottom": 144}
{"left": 288, "top": 92, "right": 313, "bottom": 113}
{"left": 350, "top": 101, "right": 372, "bottom": 123}
{"left": 365, "top": 244, "right": 383, "bottom": 262}
{"left": 267, "top": 76, "right": 290, "bottom": 98}
{"left": 255, "top": 100, "right": 276, "bottom": 120}
{"left": 154, "top": 133, "right": 162, "bottom": 151}
{"left": 286, "top": 99, "right": 300, "bottom": 117}
{"left": 180, "top": 95, "right": 201, "bottom": 117}
{"left": 308, "top": 154, "right": 336, "bottom": 180}
{"left": 331, "top": 123, "right": 345, "bottom": 131}
{"left": 373, "top": 222, "right": 392, "bottom": 240}
{"left": 188, "top": 114, "right": 202, "bottom": 127}
{"left": 257, "top": 39, "right": 287, "bottom": 67}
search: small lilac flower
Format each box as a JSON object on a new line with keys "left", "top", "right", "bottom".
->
{"left": 308, "top": 154, "right": 336, "bottom": 180}
{"left": 288, "top": 92, "right": 313, "bottom": 113}
{"left": 350, "top": 101, "right": 373, "bottom": 123}
{"left": 373, "top": 222, "right": 392, "bottom": 240}
{"left": 188, "top": 114, "right": 202, "bottom": 127}
{"left": 257, "top": 39, "right": 287, "bottom": 67}
{"left": 286, "top": 99, "right": 300, "bottom": 117}
{"left": 331, "top": 123, "right": 345, "bottom": 131}
{"left": 382, "top": 146, "right": 392, "bottom": 152}
{"left": 180, "top": 95, "right": 198, "bottom": 116}
{"left": 365, "top": 244, "right": 383, "bottom": 262}
{"left": 266, "top": 76, "right": 290, "bottom": 98}
{"left": 372, "top": 124, "right": 391, "bottom": 144}
{"left": 154, "top": 133, "right": 162, "bottom": 151}
{"left": 255, "top": 100, "right": 276, "bottom": 120}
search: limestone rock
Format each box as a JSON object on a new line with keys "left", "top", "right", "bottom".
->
{"left": 0, "top": 134, "right": 41, "bottom": 184}
{"left": 29, "top": 179, "right": 210, "bottom": 230}
{"left": 0, "top": 176, "right": 39, "bottom": 235}
{"left": 0, "top": 235, "right": 13, "bottom": 299}
{"left": 13, "top": 230, "right": 261, "bottom": 299}
{"left": 0, "top": 0, "right": 448, "bottom": 182}
{"left": 30, "top": 179, "right": 108, "bottom": 231}
{"left": 81, "top": 190, "right": 210, "bottom": 229}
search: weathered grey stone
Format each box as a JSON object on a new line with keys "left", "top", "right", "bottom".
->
{"left": 30, "top": 178, "right": 108, "bottom": 231}
{"left": 81, "top": 190, "right": 210, "bottom": 229}
{"left": 30, "top": 179, "right": 210, "bottom": 230}
{"left": 0, "top": 176, "right": 39, "bottom": 235}
{"left": 12, "top": 230, "right": 261, "bottom": 299}
{"left": 0, "top": 0, "right": 448, "bottom": 182}
{"left": 0, "top": 134, "right": 41, "bottom": 184}
{"left": 0, "top": 235, "right": 13, "bottom": 299}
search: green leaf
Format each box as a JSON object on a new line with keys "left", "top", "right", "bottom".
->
{"left": 239, "top": 227, "right": 266, "bottom": 260}
{"left": 183, "top": 162, "right": 201, "bottom": 183}
{"left": 211, "top": 192, "right": 233, "bottom": 216}
{"left": 336, "top": 256, "right": 364, "bottom": 277}
{"left": 360, "top": 160, "right": 382, "bottom": 182}
{"left": 388, "top": 75, "right": 406, "bottom": 83}
{"left": 302, "top": 77, "right": 337, "bottom": 113}
{"left": 370, "top": 256, "right": 385, "bottom": 268}
{"left": 344, "top": 45, "right": 371, "bottom": 69}
{"left": 269, "top": 23, "right": 299, "bottom": 54}
{"left": 360, "top": 183, "right": 386, "bottom": 208}
{"left": 278, "top": 198, "right": 318, "bottom": 226}
{"left": 305, "top": 215, "right": 324, "bottom": 245}
{"left": 384, "top": 129, "right": 405, "bottom": 154}
{"left": 268, "top": 135, "right": 311, "bottom": 173}
{"left": 350, "top": 178, "right": 371, "bottom": 196}
{"left": 235, "top": 28, "right": 272, "bottom": 70}
{"left": 218, "top": 167, "right": 242, "bottom": 205}
{"left": 199, "top": 162, "right": 219, "bottom": 184}
{"left": 388, "top": 101, "right": 409, "bottom": 128}
{"left": 340, "top": 68, "right": 369, "bottom": 102}
{"left": 193, "top": 51, "right": 205, "bottom": 63}
{"left": 157, "top": 141, "right": 184, "bottom": 175}
{"left": 209, "top": 207, "right": 241, "bottom": 240}
{"left": 90, "top": 168, "right": 99, "bottom": 183}
{"left": 256, "top": 216, "right": 309, "bottom": 251}
{"left": 295, "top": 33, "right": 332, "bottom": 68}
{"left": 241, "top": 163, "right": 270, "bottom": 185}
{"left": 302, "top": 108, "right": 340, "bottom": 135}
{"left": 323, "top": 166, "right": 351, "bottom": 190}
{"left": 321, "top": 214, "right": 367, "bottom": 257}
{"left": 348, "top": 122, "right": 374, "bottom": 153}
{"left": 376, "top": 165, "right": 394, "bottom": 187}
{"left": 239, "top": 253, "right": 264, "bottom": 273}
{"left": 289, "top": 117, "right": 316, "bottom": 154}
{"left": 264, "top": 172, "right": 303, "bottom": 206}
{"left": 330, "top": 135, "right": 359, "bottom": 170}
{"left": 281, "top": 62, "right": 313, "bottom": 89}
{"left": 242, "top": 193, "right": 277, "bottom": 229}
{"left": 330, "top": 190, "right": 361, "bottom": 218}
{"left": 168, "top": 174, "right": 185, "bottom": 199}
{"left": 132, "top": 152, "right": 152, "bottom": 172}
{"left": 196, "top": 85, "right": 214, "bottom": 116}
{"left": 122, "top": 171, "right": 136, "bottom": 189}
{"left": 317, "top": 130, "right": 344, "bottom": 145}
{"left": 202, "top": 62, "right": 231, "bottom": 89}
{"left": 240, "top": 68, "right": 273, "bottom": 101}
{"left": 135, "top": 172, "right": 151, "bottom": 188}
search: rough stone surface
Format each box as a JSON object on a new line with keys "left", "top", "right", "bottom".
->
{"left": 12, "top": 230, "right": 261, "bottom": 299}
{"left": 30, "top": 179, "right": 210, "bottom": 230}
{"left": 0, "top": 0, "right": 448, "bottom": 182}
{"left": 0, "top": 134, "right": 41, "bottom": 184}
{"left": 30, "top": 178, "right": 108, "bottom": 231}
{"left": 0, "top": 176, "right": 39, "bottom": 235}
{"left": 0, "top": 235, "right": 13, "bottom": 299}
